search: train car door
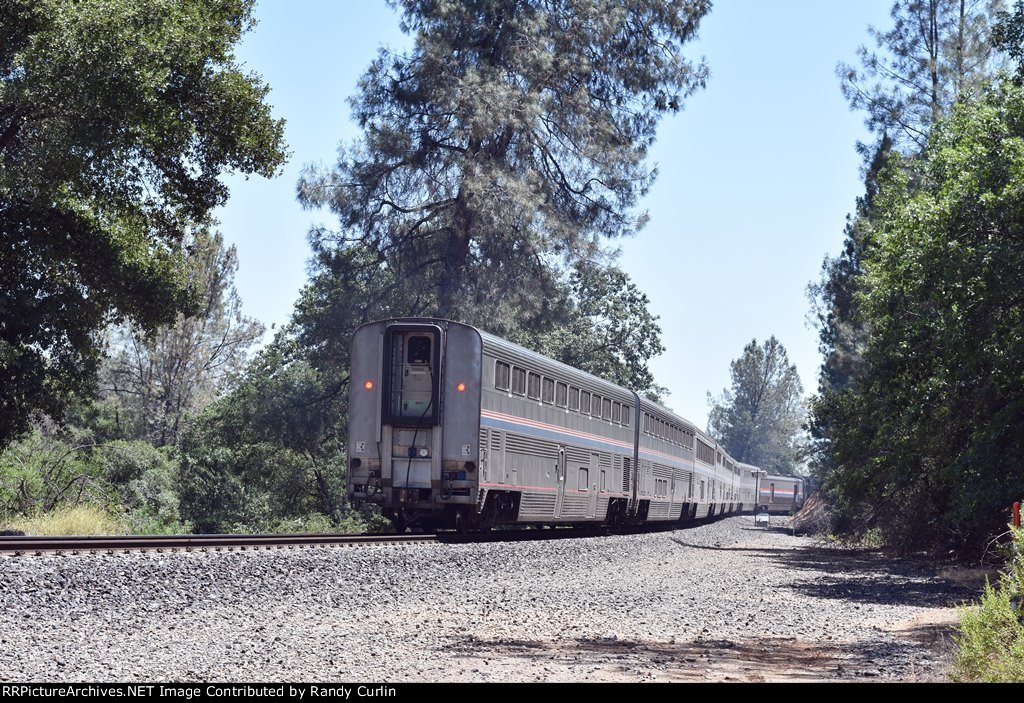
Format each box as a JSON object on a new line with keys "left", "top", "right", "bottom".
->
{"left": 554, "top": 446, "right": 567, "bottom": 518}
{"left": 586, "top": 453, "right": 599, "bottom": 518}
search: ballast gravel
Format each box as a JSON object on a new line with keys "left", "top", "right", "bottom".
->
{"left": 0, "top": 517, "right": 975, "bottom": 682}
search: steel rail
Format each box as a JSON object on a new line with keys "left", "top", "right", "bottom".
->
{"left": 0, "top": 532, "right": 437, "bottom": 556}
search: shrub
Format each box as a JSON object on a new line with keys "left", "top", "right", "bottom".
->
{"left": 953, "top": 529, "right": 1024, "bottom": 682}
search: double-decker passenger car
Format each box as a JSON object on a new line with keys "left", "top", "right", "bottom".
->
{"left": 347, "top": 318, "right": 783, "bottom": 531}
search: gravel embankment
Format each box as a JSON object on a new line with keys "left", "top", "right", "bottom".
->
{"left": 0, "top": 517, "right": 976, "bottom": 682}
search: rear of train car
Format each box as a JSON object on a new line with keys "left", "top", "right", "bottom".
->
{"left": 758, "top": 474, "right": 805, "bottom": 514}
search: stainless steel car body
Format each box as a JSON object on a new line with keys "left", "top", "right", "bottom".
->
{"left": 348, "top": 318, "right": 790, "bottom": 531}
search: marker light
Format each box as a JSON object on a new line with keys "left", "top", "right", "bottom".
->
{"left": 364, "top": 380, "right": 375, "bottom": 391}
{"left": 456, "top": 382, "right": 467, "bottom": 392}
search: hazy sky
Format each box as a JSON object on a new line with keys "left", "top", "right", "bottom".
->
{"left": 215, "top": 0, "right": 894, "bottom": 429}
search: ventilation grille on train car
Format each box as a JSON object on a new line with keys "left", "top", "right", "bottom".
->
{"left": 622, "top": 457, "right": 631, "bottom": 492}
{"left": 559, "top": 494, "right": 590, "bottom": 518}
{"left": 649, "top": 501, "right": 672, "bottom": 519}
{"left": 489, "top": 430, "right": 502, "bottom": 452}
{"left": 565, "top": 446, "right": 589, "bottom": 466}
{"left": 519, "top": 492, "right": 556, "bottom": 518}
{"left": 505, "top": 433, "right": 558, "bottom": 458}
{"left": 653, "top": 462, "right": 673, "bottom": 480}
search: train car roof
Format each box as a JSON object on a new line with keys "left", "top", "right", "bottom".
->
{"left": 358, "top": 317, "right": 750, "bottom": 467}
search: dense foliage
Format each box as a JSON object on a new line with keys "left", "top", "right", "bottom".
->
{"left": 817, "top": 85, "right": 1024, "bottom": 552}
{"left": 0, "top": 0, "right": 286, "bottom": 448}
{"left": 808, "top": 0, "right": 1024, "bottom": 557}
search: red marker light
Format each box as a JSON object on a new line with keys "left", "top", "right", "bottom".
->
{"left": 364, "top": 380, "right": 375, "bottom": 391}
{"left": 456, "top": 382, "right": 466, "bottom": 393}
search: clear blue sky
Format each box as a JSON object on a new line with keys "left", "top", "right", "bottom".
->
{"left": 215, "top": 0, "right": 894, "bottom": 429}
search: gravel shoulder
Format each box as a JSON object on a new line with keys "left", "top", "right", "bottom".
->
{"left": 0, "top": 517, "right": 976, "bottom": 682}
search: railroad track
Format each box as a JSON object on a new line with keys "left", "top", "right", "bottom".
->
{"left": 0, "top": 532, "right": 437, "bottom": 556}
{"left": 0, "top": 520, "right": 698, "bottom": 557}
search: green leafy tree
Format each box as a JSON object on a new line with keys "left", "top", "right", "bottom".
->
{"left": 298, "top": 0, "right": 710, "bottom": 331}
{"left": 812, "top": 1, "right": 1005, "bottom": 507}
{"left": 178, "top": 337, "right": 370, "bottom": 533}
{"left": 707, "top": 337, "right": 805, "bottom": 475}
{"left": 993, "top": 0, "right": 1024, "bottom": 80}
{"left": 0, "top": 0, "right": 286, "bottom": 448}
{"left": 535, "top": 262, "right": 665, "bottom": 399}
{"left": 820, "top": 83, "right": 1024, "bottom": 552}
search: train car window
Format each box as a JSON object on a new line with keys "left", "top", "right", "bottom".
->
{"left": 591, "top": 394, "right": 602, "bottom": 417}
{"left": 407, "top": 335, "right": 432, "bottom": 364}
{"left": 580, "top": 391, "right": 591, "bottom": 415}
{"left": 495, "top": 361, "right": 510, "bottom": 391}
{"left": 578, "top": 468, "right": 589, "bottom": 492}
{"left": 612, "top": 402, "right": 621, "bottom": 424}
{"left": 643, "top": 413, "right": 650, "bottom": 433}
{"left": 622, "top": 408, "right": 630, "bottom": 428}
{"left": 568, "top": 386, "right": 580, "bottom": 411}
{"left": 556, "top": 382, "right": 568, "bottom": 407}
{"left": 696, "top": 439, "right": 715, "bottom": 465}
{"left": 602, "top": 398, "right": 612, "bottom": 420}
{"left": 386, "top": 330, "right": 438, "bottom": 422}
{"left": 512, "top": 366, "right": 526, "bottom": 395}
{"left": 542, "top": 377, "right": 555, "bottom": 403}
{"left": 527, "top": 371, "right": 541, "bottom": 400}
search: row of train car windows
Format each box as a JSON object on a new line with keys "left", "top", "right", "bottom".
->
{"left": 696, "top": 438, "right": 716, "bottom": 465}
{"left": 642, "top": 412, "right": 695, "bottom": 450}
{"left": 640, "top": 411, "right": 743, "bottom": 475}
{"left": 494, "top": 361, "right": 631, "bottom": 427}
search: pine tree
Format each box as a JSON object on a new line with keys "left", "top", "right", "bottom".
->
{"left": 838, "top": 0, "right": 1004, "bottom": 152}
{"left": 298, "top": 0, "right": 710, "bottom": 331}
{"left": 707, "top": 337, "right": 805, "bottom": 476}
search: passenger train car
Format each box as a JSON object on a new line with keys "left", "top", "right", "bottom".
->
{"left": 758, "top": 474, "right": 805, "bottom": 514}
{"left": 347, "top": 318, "right": 796, "bottom": 531}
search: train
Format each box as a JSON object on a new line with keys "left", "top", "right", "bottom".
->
{"left": 347, "top": 318, "right": 804, "bottom": 532}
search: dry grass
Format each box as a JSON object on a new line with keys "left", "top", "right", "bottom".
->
{"left": 2, "top": 504, "right": 122, "bottom": 536}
